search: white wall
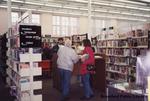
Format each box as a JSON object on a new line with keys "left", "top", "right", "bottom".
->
{"left": 79, "top": 17, "right": 88, "bottom": 34}
{"left": 0, "top": 8, "right": 8, "bottom": 35}
{"left": 40, "top": 13, "right": 52, "bottom": 36}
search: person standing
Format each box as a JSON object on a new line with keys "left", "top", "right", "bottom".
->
{"left": 80, "top": 39, "right": 95, "bottom": 100}
{"left": 51, "top": 38, "right": 64, "bottom": 91}
{"left": 57, "top": 39, "right": 79, "bottom": 101}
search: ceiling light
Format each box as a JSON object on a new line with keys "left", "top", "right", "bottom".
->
{"left": 139, "top": 0, "right": 150, "bottom": 3}
{"left": 114, "top": 0, "right": 147, "bottom": 5}
{"left": 0, "top": 5, "right": 146, "bottom": 21}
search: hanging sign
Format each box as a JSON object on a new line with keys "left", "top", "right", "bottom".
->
{"left": 19, "top": 25, "right": 41, "bottom": 48}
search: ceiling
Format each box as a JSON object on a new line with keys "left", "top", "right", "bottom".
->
{"left": 0, "top": 0, "right": 150, "bottom": 21}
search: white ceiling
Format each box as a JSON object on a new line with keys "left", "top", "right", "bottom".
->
{"left": 0, "top": 0, "right": 150, "bottom": 21}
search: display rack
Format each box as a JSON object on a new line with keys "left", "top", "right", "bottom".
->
{"left": 72, "top": 33, "right": 88, "bottom": 45}
{"left": 42, "top": 35, "right": 52, "bottom": 46}
{"left": 96, "top": 27, "right": 149, "bottom": 83}
{"left": 6, "top": 11, "right": 42, "bottom": 101}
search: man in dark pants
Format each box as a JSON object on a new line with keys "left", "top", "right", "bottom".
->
{"left": 51, "top": 38, "right": 64, "bottom": 91}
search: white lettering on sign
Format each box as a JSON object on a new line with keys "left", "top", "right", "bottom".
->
{"left": 26, "top": 42, "right": 33, "bottom": 44}
{"left": 21, "top": 28, "right": 32, "bottom": 31}
{"left": 25, "top": 36, "right": 32, "bottom": 38}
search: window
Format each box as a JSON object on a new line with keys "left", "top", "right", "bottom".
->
{"left": 92, "top": 19, "right": 104, "bottom": 34}
{"left": 11, "top": 12, "right": 19, "bottom": 24}
{"left": 52, "top": 16, "right": 79, "bottom": 36}
{"left": 32, "top": 14, "right": 40, "bottom": 24}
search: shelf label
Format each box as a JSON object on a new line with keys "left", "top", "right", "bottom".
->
{"left": 19, "top": 25, "right": 41, "bottom": 48}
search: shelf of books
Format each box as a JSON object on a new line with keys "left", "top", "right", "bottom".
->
{"left": 6, "top": 24, "right": 42, "bottom": 101}
{"left": 96, "top": 28, "right": 149, "bottom": 83}
{"left": 6, "top": 11, "right": 42, "bottom": 101}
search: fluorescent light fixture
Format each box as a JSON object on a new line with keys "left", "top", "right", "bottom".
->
{"left": 69, "top": 0, "right": 150, "bottom": 11}
{"left": 93, "top": 15, "right": 147, "bottom": 22}
{"left": 94, "top": 9, "right": 150, "bottom": 18}
{"left": 139, "top": 0, "right": 150, "bottom": 2}
{"left": 3, "top": 0, "right": 150, "bottom": 12}
{"left": 3, "top": 0, "right": 23, "bottom": 3}
{"left": 0, "top": 4, "right": 146, "bottom": 21}
{"left": 114, "top": 0, "right": 147, "bottom": 5}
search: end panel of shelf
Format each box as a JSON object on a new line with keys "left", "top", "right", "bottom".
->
{"left": 20, "top": 54, "right": 41, "bottom": 62}
{"left": 20, "top": 68, "right": 30, "bottom": 77}
{"left": 21, "top": 83, "right": 30, "bottom": 91}
{"left": 33, "top": 68, "right": 42, "bottom": 76}
{"left": 33, "top": 81, "right": 42, "bottom": 90}
{"left": 30, "top": 54, "right": 41, "bottom": 62}
{"left": 33, "top": 95, "right": 42, "bottom": 101}
{"left": 20, "top": 54, "right": 30, "bottom": 62}
{"left": 21, "top": 96, "right": 30, "bottom": 101}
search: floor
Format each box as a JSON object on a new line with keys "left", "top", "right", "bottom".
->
{"left": 0, "top": 75, "right": 15, "bottom": 101}
{"left": 42, "top": 78, "right": 104, "bottom": 101}
{"left": 0, "top": 74, "right": 105, "bottom": 101}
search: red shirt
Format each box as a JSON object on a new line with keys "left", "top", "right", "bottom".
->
{"left": 80, "top": 47, "right": 95, "bottom": 75}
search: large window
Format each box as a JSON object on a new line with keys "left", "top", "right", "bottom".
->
{"left": 11, "top": 12, "right": 19, "bottom": 24}
{"left": 92, "top": 19, "right": 105, "bottom": 35}
{"left": 11, "top": 12, "right": 40, "bottom": 25}
{"left": 32, "top": 14, "right": 40, "bottom": 24}
{"left": 52, "top": 16, "right": 79, "bottom": 36}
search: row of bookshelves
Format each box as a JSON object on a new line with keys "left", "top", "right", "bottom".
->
{"left": 97, "top": 37, "right": 148, "bottom": 48}
{"left": 96, "top": 28, "right": 150, "bottom": 83}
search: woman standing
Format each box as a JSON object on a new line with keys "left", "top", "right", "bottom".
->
{"left": 80, "top": 39, "right": 95, "bottom": 100}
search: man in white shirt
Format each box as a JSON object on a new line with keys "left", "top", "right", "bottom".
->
{"left": 57, "top": 39, "right": 79, "bottom": 101}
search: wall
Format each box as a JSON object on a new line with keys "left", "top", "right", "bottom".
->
{"left": 41, "top": 13, "right": 52, "bottom": 36}
{"left": 79, "top": 17, "right": 88, "bottom": 34}
{"left": 0, "top": 8, "right": 8, "bottom": 35}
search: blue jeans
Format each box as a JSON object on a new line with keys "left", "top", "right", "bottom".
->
{"left": 81, "top": 73, "right": 94, "bottom": 98}
{"left": 58, "top": 68, "right": 72, "bottom": 98}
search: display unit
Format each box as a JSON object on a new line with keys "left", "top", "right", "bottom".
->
{"left": 96, "top": 28, "right": 149, "bottom": 83}
{"left": 6, "top": 11, "right": 42, "bottom": 101}
{"left": 72, "top": 33, "right": 88, "bottom": 45}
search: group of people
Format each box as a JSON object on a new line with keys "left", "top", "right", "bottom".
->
{"left": 53, "top": 38, "right": 95, "bottom": 101}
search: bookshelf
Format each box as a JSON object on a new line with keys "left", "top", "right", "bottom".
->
{"left": 6, "top": 11, "right": 42, "bottom": 101}
{"left": 72, "top": 33, "right": 88, "bottom": 45}
{"left": 96, "top": 28, "right": 149, "bottom": 83}
{"left": 0, "top": 33, "right": 8, "bottom": 84}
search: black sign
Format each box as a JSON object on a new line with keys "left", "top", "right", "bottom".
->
{"left": 19, "top": 25, "right": 41, "bottom": 48}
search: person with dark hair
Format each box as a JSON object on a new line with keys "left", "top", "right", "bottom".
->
{"left": 80, "top": 39, "right": 95, "bottom": 100}
{"left": 42, "top": 43, "right": 52, "bottom": 60}
{"left": 51, "top": 38, "right": 64, "bottom": 92}
{"left": 58, "top": 38, "right": 64, "bottom": 45}
{"left": 52, "top": 38, "right": 64, "bottom": 53}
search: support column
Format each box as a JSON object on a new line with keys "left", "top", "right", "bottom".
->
{"left": 88, "top": 0, "right": 92, "bottom": 40}
{"left": 7, "top": 0, "right": 12, "bottom": 29}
